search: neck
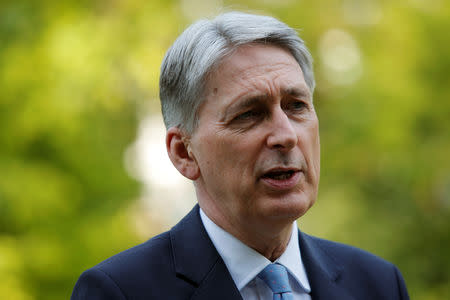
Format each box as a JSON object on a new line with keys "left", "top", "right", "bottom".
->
{"left": 198, "top": 199, "right": 294, "bottom": 261}
{"left": 236, "top": 222, "right": 293, "bottom": 261}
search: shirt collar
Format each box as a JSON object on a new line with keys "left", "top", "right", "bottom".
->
{"left": 199, "top": 208, "right": 310, "bottom": 292}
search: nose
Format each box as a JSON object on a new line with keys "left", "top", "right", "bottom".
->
{"left": 266, "top": 108, "right": 298, "bottom": 151}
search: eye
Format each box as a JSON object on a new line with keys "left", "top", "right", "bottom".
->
{"left": 286, "top": 100, "right": 307, "bottom": 112}
{"left": 234, "top": 109, "right": 260, "bottom": 121}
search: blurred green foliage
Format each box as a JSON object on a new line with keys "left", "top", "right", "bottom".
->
{"left": 0, "top": 0, "right": 449, "bottom": 299}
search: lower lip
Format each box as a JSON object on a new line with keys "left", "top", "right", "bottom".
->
{"left": 260, "top": 171, "right": 302, "bottom": 190}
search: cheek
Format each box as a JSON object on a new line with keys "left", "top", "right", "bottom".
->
{"left": 197, "top": 135, "right": 243, "bottom": 174}
{"left": 299, "top": 120, "right": 320, "bottom": 177}
{"left": 220, "top": 131, "right": 259, "bottom": 158}
{"left": 217, "top": 135, "right": 262, "bottom": 187}
{"left": 310, "top": 124, "right": 320, "bottom": 160}
{"left": 311, "top": 126, "right": 321, "bottom": 181}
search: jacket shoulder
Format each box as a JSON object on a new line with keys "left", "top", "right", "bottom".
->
{"left": 95, "top": 231, "right": 172, "bottom": 276}
{"left": 304, "top": 233, "right": 394, "bottom": 269}
{"left": 301, "top": 233, "right": 409, "bottom": 300}
{"left": 72, "top": 231, "right": 195, "bottom": 299}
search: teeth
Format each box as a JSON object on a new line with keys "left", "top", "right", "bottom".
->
{"left": 273, "top": 173, "right": 290, "bottom": 180}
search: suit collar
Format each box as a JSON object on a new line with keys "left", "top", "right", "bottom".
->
{"left": 299, "top": 231, "right": 355, "bottom": 300}
{"left": 170, "top": 205, "right": 355, "bottom": 300}
{"left": 169, "top": 205, "right": 242, "bottom": 299}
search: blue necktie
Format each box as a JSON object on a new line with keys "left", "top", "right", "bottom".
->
{"left": 258, "top": 263, "right": 294, "bottom": 300}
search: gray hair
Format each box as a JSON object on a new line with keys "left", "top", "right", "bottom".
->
{"left": 159, "top": 11, "right": 315, "bottom": 134}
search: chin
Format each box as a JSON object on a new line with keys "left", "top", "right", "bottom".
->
{"left": 262, "top": 194, "right": 314, "bottom": 221}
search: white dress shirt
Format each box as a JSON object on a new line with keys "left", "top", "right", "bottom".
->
{"left": 200, "top": 208, "right": 312, "bottom": 300}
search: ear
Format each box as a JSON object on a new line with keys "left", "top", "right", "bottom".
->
{"left": 166, "top": 127, "right": 200, "bottom": 180}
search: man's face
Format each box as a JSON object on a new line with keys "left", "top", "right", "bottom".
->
{"left": 189, "top": 44, "right": 320, "bottom": 231}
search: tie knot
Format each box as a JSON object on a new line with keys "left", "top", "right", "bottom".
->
{"left": 258, "top": 263, "right": 292, "bottom": 294}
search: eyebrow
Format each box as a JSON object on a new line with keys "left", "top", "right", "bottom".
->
{"left": 282, "top": 86, "right": 311, "bottom": 100}
{"left": 222, "top": 94, "right": 269, "bottom": 121}
{"left": 222, "top": 85, "right": 311, "bottom": 119}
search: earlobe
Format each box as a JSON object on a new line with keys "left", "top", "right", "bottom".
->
{"left": 166, "top": 127, "right": 200, "bottom": 180}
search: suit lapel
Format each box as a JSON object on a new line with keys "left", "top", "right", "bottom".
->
{"left": 190, "top": 259, "right": 243, "bottom": 300}
{"left": 299, "top": 231, "right": 355, "bottom": 300}
{"left": 171, "top": 206, "right": 356, "bottom": 300}
{"left": 170, "top": 205, "right": 242, "bottom": 300}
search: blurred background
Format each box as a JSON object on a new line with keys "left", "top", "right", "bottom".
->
{"left": 0, "top": 0, "right": 449, "bottom": 299}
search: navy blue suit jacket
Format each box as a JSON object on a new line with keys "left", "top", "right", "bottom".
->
{"left": 71, "top": 205, "right": 409, "bottom": 299}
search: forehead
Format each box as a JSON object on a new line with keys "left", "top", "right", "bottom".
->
{"left": 204, "top": 44, "right": 309, "bottom": 101}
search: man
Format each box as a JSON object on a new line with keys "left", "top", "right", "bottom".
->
{"left": 72, "top": 12, "right": 409, "bottom": 299}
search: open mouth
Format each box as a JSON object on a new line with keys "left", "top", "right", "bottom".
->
{"left": 262, "top": 170, "right": 296, "bottom": 180}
